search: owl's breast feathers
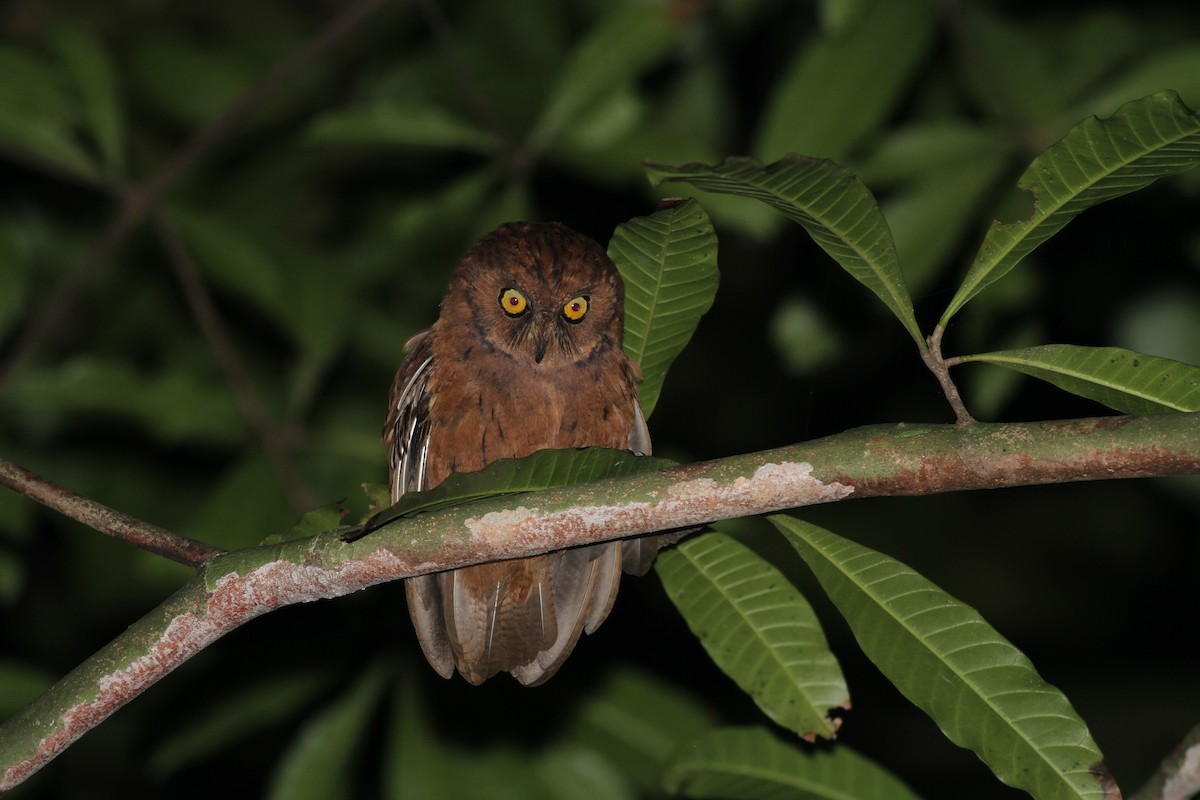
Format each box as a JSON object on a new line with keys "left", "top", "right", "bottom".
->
{"left": 387, "top": 323, "right": 654, "bottom": 686}
{"left": 423, "top": 325, "right": 640, "bottom": 485}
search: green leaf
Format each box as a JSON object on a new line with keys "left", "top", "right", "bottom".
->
{"left": 957, "top": 344, "right": 1200, "bottom": 413}
{"left": 129, "top": 37, "right": 259, "bottom": 126}
{"left": 608, "top": 199, "right": 719, "bottom": 418}
{"left": 386, "top": 668, "right": 550, "bottom": 800}
{"left": 954, "top": 4, "right": 1060, "bottom": 126}
{"left": 663, "top": 726, "right": 923, "bottom": 800}
{"left": 362, "top": 447, "right": 674, "bottom": 535}
{"left": 7, "top": 359, "right": 244, "bottom": 446}
{"left": 860, "top": 123, "right": 1012, "bottom": 292}
{"left": 1116, "top": 289, "right": 1200, "bottom": 366}
{"left": 647, "top": 156, "right": 922, "bottom": 346}
{"left": 755, "top": 0, "right": 935, "bottom": 162}
{"left": 880, "top": 156, "right": 1010, "bottom": 295}
{"left": 528, "top": 2, "right": 687, "bottom": 153}
{"left": 167, "top": 206, "right": 286, "bottom": 319}
{"left": 185, "top": 455, "right": 295, "bottom": 550}
{"left": 655, "top": 532, "right": 848, "bottom": 740}
{"left": 51, "top": 25, "right": 125, "bottom": 175}
{"left": 306, "top": 103, "right": 502, "bottom": 154}
{"left": 535, "top": 743, "right": 636, "bottom": 800}
{"left": 0, "top": 46, "right": 100, "bottom": 180}
{"left": 1069, "top": 44, "right": 1200, "bottom": 122}
{"left": 772, "top": 516, "right": 1117, "bottom": 800}
{"left": 942, "top": 91, "right": 1200, "bottom": 324}
{"left": 262, "top": 503, "right": 352, "bottom": 546}
{"left": 265, "top": 665, "right": 386, "bottom": 800}
{"left": 565, "top": 665, "right": 716, "bottom": 794}
{"left": 148, "top": 671, "right": 329, "bottom": 777}
{"left": 384, "top": 669, "right": 452, "bottom": 800}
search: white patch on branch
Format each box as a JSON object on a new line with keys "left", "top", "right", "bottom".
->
{"left": 462, "top": 461, "right": 853, "bottom": 555}
{"left": 1164, "top": 742, "right": 1200, "bottom": 800}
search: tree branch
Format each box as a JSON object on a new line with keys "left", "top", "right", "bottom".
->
{"left": 2, "top": 412, "right": 1199, "bottom": 789}
{"left": 0, "top": 457, "right": 225, "bottom": 568}
{"left": 1132, "top": 721, "right": 1200, "bottom": 800}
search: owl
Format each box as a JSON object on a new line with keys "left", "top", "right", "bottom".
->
{"left": 384, "top": 222, "right": 656, "bottom": 685}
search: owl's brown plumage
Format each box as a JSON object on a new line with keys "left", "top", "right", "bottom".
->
{"left": 384, "top": 222, "right": 654, "bottom": 685}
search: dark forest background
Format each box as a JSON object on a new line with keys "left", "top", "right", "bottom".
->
{"left": 2, "top": 1, "right": 1199, "bottom": 797}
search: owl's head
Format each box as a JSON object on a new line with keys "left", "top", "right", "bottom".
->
{"left": 439, "top": 222, "right": 626, "bottom": 367}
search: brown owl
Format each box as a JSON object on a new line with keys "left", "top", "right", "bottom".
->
{"left": 384, "top": 222, "right": 656, "bottom": 685}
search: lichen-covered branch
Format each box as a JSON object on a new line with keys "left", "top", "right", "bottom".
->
{"left": 1131, "top": 721, "right": 1200, "bottom": 800}
{"left": 3, "top": 412, "right": 1199, "bottom": 790}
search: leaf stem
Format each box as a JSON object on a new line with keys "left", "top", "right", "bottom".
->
{"left": 923, "top": 324, "right": 975, "bottom": 425}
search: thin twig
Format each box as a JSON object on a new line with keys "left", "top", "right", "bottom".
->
{"left": 0, "top": 0, "right": 394, "bottom": 395}
{"left": 154, "top": 215, "right": 316, "bottom": 512}
{"left": 0, "top": 457, "right": 225, "bottom": 568}
{"left": 923, "top": 323, "right": 975, "bottom": 425}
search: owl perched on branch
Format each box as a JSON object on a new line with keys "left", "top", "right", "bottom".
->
{"left": 384, "top": 222, "right": 656, "bottom": 685}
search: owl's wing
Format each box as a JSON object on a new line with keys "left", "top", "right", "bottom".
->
{"left": 620, "top": 398, "right": 663, "bottom": 575}
{"left": 384, "top": 330, "right": 456, "bottom": 679}
{"left": 510, "top": 543, "right": 621, "bottom": 686}
{"left": 384, "top": 330, "right": 434, "bottom": 500}
{"left": 446, "top": 397, "right": 650, "bottom": 686}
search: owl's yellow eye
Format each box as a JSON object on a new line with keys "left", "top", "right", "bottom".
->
{"left": 562, "top": 295, "right": 589, "bottom": 323}
{"left": 499, "top": 288, "right": 528, "bottom": 317}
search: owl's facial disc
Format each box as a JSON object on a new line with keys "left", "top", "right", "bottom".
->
{"left": 488, "top": 284, "right": 599, "bottom": 365}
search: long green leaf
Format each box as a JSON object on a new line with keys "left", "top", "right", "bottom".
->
{"left": 0, "top": 46, "right": 100, "bottom": 181}
{"left": 663, "top": 727, "right": 923, "bottom": 800}
{"left": 52, "top": 25, "right": 126, "bottom": 176}
{"left": 655, "top": 532, "right": 848, "bottom": 741}
{"left": 609, "top": 199, "right": 719, "bottom": 418}
{"left": 528, "top": 3, "right": 685, "bottom": 154}
{"left": 361, "top": 447, "right": 674, "bottom": 535}
{"left": 565, "top": 666, "right": 716, "bottom": 794}
{"left": 756, "top": 0, "right": 935, "bottom": 162}
{"left": 772, "top": 516, "right": 1119, "bottom": 800}
{"left": 535, "top": 744, "right": 635, "bottom": 800}
{"left": 305, "top": 104, "right": 502, "bottom": 154}
{"left": 958, "top": 344, "right": 1200, "bottom": 413}
{"left": 147, "top": 671, "right": 329, "bottom": 777}
{"left": 265, "top": 665, "right": 387, "bottom": 800}
{"left": 647, "top": 156, "right": 922, "bottom": 347}
{"left": 942, "top": 91, "right": 1200, "bottom": 323}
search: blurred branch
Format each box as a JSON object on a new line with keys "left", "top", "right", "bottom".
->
{"left": 415, "top": 0, "right": 513, "bottom": 143}
{"left": 2, "top": 412, "right": 1198, "bottom": 789}
{"left": 155, "top": 214, "right": 316, "bottom": 512}
{"left": 1131, "top": 721, "right": 1200, "bottom": 800}
{"left": 0, "top": 457, "right": 225, "bottom": 568}
{"left": 0, "top": 0, "right": 395, "bottom": 394}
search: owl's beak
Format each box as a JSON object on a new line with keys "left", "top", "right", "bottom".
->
{"left": 533, "top": 329, "right": 551, "bottom": 363}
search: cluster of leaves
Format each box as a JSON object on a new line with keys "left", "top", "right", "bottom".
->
{"left": 2, "top": 0, "right": 1200, "bottom": 799}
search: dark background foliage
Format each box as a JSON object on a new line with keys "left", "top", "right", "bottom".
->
{"left": 2, "top": 0, "right": 1199, "bottom": 797}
